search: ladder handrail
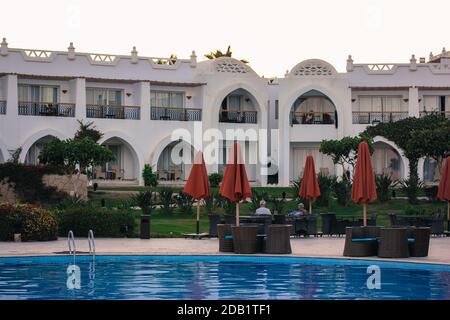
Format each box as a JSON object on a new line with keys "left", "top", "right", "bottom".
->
{"left": 88, "top": 229, "right": 95, "bottom": 257}
{"left": 67, "top": 230, "right": 76, "bottom": 263}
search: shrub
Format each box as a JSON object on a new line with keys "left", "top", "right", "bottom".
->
{"left": 142, "top": 165, "right": 158, "bottom": 187}
{"left": 175, "top": 192, "right": 194, "bottom": 215}
{"left": 376, "top": 174, "right": 395, "bottom": 202}
{"left": 332, "top": 178, "right": 352, "bottom": 207}
{"left": 208, "top": 173, "right": 223, "bottom": 188}
{"left": 250, "top": 190, "right": 269, "bottom": 212}
{"left": 204, "top": 193, "right": 219, "bottom": 215}
{"left": 399, "top": 176, "right": 423, "bottom": 204}
{"left": 134, "top": 190, "right": 153, "bottom": 215}
{"left": 291, "top": 178, "right": 301, "bottom": 199}
{"left": 0, "top": 203, "right": 58, "bottom": 241}
{"left": 316, "top": 174, "right": 335, "bottom": 207}
{"left": 270, "top": 196, "right": 285, "bottom": 214}
{"left": 0, "top": 163, "right": 65, "bottom": 204}
{"left": 57, "top": 206, "right": 135, "bottom": 237}
{"left": 217, "top": 196, "right": 236, "bottom": 215}
{"left": 159, "top": 187, "right": 174, "bottom": 215}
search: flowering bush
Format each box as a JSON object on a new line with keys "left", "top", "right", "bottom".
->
{"left": 0, "top": 203, "right": 58, "bottom": 241}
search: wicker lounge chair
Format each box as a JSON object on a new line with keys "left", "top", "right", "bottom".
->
{"left": 377, "top": 227, "right": 409, "bottom": 258}
{"left": 431, "top": 213, "right": 445, "bottom": 235}
{"left": 232, "top": 225, "right": 258, "bottom": 254}
{"left": 217, "top": 224, "right": 234, "bottom": 252}
{"left": 224, "top": 215, "right": 236, "bottom": 225}
{"left": 407, "top": 227, "right": 431, "bottom": 257}
{"left": 265, "top": 224, "right": 292, "bottom": 254}
{"left": 343, "top": 226, "right": 381, "bottom": 257}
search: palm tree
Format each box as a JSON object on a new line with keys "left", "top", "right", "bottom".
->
{"left": 204, "top": 45, "right": 249, "bottom": 64}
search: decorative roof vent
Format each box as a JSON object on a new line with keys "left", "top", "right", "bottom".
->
{"left": 290, "top": 59, "right": 337, "bottom": 77}
{"left": 215, "top": 58, "right": 249, "bottom": 74}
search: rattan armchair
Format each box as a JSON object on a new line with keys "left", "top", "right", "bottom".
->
{"left": 217, "top": 224, "right": 234, "bottom": 252}
{"left": 343, "top": 226, "right": 381, "bottom": 257}
{"left": 377, "top": 227, "right": 409, "bottom": 258}
{"left": 407, "top": 227, "right": 431, "bottom": 257}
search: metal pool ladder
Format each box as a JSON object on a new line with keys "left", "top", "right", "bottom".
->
{"left": 67, "top": 230, "right": 76, "bottom": 264}
{"left": 88, "top": 229, "right": 96, "bottom": 260}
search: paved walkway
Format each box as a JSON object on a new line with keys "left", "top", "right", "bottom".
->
{"left": 1, "top": 237, "right": 449, "bottom": 265}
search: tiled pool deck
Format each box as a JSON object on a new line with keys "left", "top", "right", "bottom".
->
{"left": 1, "top": 237, "right": 449, "bottom": 265}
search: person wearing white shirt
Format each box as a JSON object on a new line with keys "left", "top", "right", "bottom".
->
{"left": 255, "top": 200, "right": 272, "bottom": 216}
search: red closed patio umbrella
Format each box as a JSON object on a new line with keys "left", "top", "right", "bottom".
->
{"left": 437, "top": 156, "right": 450, "bottom": 226}
{"left": 183, "top": 151, "right": 210, "bottom": 236}
{"left": 219, "top": 142, "right": 252, "bottom": 226}
{"left": 299, "top": 155, "right": 321, "bottom": 214}
{"left": 351, "top": 141, "right": 377, "bottom": 226}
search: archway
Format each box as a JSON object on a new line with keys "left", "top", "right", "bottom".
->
{"left": 155, "top": 140, "right": 195, "bottom": 181}
{"left": 290, "top": 89, "right": 337, "bottom": 127}
{"left": 218, "top": 88, "right": 259, "bottom": 124}
{"left": 95, "top": 136, "right": 141, "bottom": 181}
{"left": 24, "top": 135, "right": 58, "bottom": 165}
{"left": 371, "top": 141, "right": 404, "bottom": 180}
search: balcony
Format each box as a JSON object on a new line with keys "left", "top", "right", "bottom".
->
{"left": 151, "top": 107, "right": 202, "bottom": 121}
{"left": 419, "top": 111, "right": 450, "bottom": 120}
{"left": 219, "top": 109, "right": 257, "bottom": 124}
{"left": 0, "top": 100, "right": 5, "bottom": 114}
{"left": 86, "top": 104, "right": 140, "bottom": 120}
{"left": 352, "top": 111, "right": 408, "bottom": 124}
{"left": 290, "top": 111, "right": 335, "bottom": 125}
{"left": 18, "top": 101, "right": 75, "bottom": 117}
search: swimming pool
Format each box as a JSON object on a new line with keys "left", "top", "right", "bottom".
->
{"left": 0, "top": 255, "right": 449, "bottom": 300}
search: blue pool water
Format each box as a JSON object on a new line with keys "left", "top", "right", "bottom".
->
{"left": 0, "top": 255, "right": 449, "bottom": 300}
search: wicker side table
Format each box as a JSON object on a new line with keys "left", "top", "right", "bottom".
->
{"left": 232, "top": 225, "right": 258, "bottom": 254}
{"left": 378, "top": 228, "right": 409, "bottom": 258}
{"left": 265, "top": 225, "right": 292, "bottom": 254}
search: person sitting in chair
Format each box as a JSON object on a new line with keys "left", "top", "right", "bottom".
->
{"left": 255, "top": 200, "right": 272, "bottom": 216}
{"left": 288, "top": 203, "right": 308, "bottom": 217}
{"left": 304, "top": 110, "right": 314, "bottom": 124}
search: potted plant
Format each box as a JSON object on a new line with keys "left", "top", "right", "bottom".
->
{"left": 205, "top": 193, "right": 220, "bottom": 237}
{"left": 134, "top": 190, "right": 153, "bottom": 239}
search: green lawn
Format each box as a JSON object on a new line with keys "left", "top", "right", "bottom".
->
{"left": 88, "top": 190, "right": 447, "bottom": 237}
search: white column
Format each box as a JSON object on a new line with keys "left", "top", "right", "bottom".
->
{"left": 408, "top": 87, "right": 420, "bottom": 117}
{"left": 277, "top": 108, "right": 290, "bottom": 187}
{"left": 4, "top": 75, "right": 19, "bottom": 150}
{"left": 71, "top": 78, "right": 86, "bottom": 120}
{"left": 138, "top": 81, "right": 151, "bottom": 121}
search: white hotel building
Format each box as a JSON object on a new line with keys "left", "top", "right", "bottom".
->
{"left": 0, "top": 38, "right": 449, "bottom": 187}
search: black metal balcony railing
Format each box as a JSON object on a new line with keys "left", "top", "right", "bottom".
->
{"left": 419, "top": 111, "right": 450, "bottom": 120}
{"left": 150, "top": 107, "right": 202, "bottom": 121}
{"left": 219, "top": 109, "right": 257, "bottom": 124}
{"left": 0, "top": 100, "right": 6, "bottom": 115}
{"left": 86, "top": 104, "right": 140, "bottom": 120}
{"left": 352, "top": 111, "right": 409, "bottom": 124}
{"left": 290, "top": 111, "right": 335, "bottom": 125}
{"left": 18, "top": 101, "right": 75, "bottom": 117}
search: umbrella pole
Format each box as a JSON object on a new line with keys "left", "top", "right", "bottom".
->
{"left": 309, "top": 200, "right": 312, "bottom": 214}
{"left": 363, "top": 203, "right": 367, "bottom": 227}
{"left": 236, "top": 202, "right": 240, "bottom": 227}
{"left": 196, "top": 201, "right": 200, "bottom": 235}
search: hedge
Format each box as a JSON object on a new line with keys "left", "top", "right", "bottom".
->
{"left": 57, "top": 206, "right": 135, "bottom": 238}
{"left": 0, "top": 203, "right": 58, "bottom": 241}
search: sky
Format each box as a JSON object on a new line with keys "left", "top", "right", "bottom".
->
{"left": 1, "top": 0, "right": 449, "bottom": 77}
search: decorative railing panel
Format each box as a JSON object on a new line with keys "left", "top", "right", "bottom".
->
{"left": 290, "top": 111, "right": 336, "bottom": 125}
{"left": 150, "top": 107, "right": 202, "bottom": 121}
{"left": 18, "top": 101, "right": 75, "bottom": 117}
{"left": 352, "top": 111, "right": 408, "bottom": 124}
{"left": 219, "top": 110, "right": 257, "bottom": 124}
{"left": 86, "top": 104, "right": 140, "bottom": 120}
